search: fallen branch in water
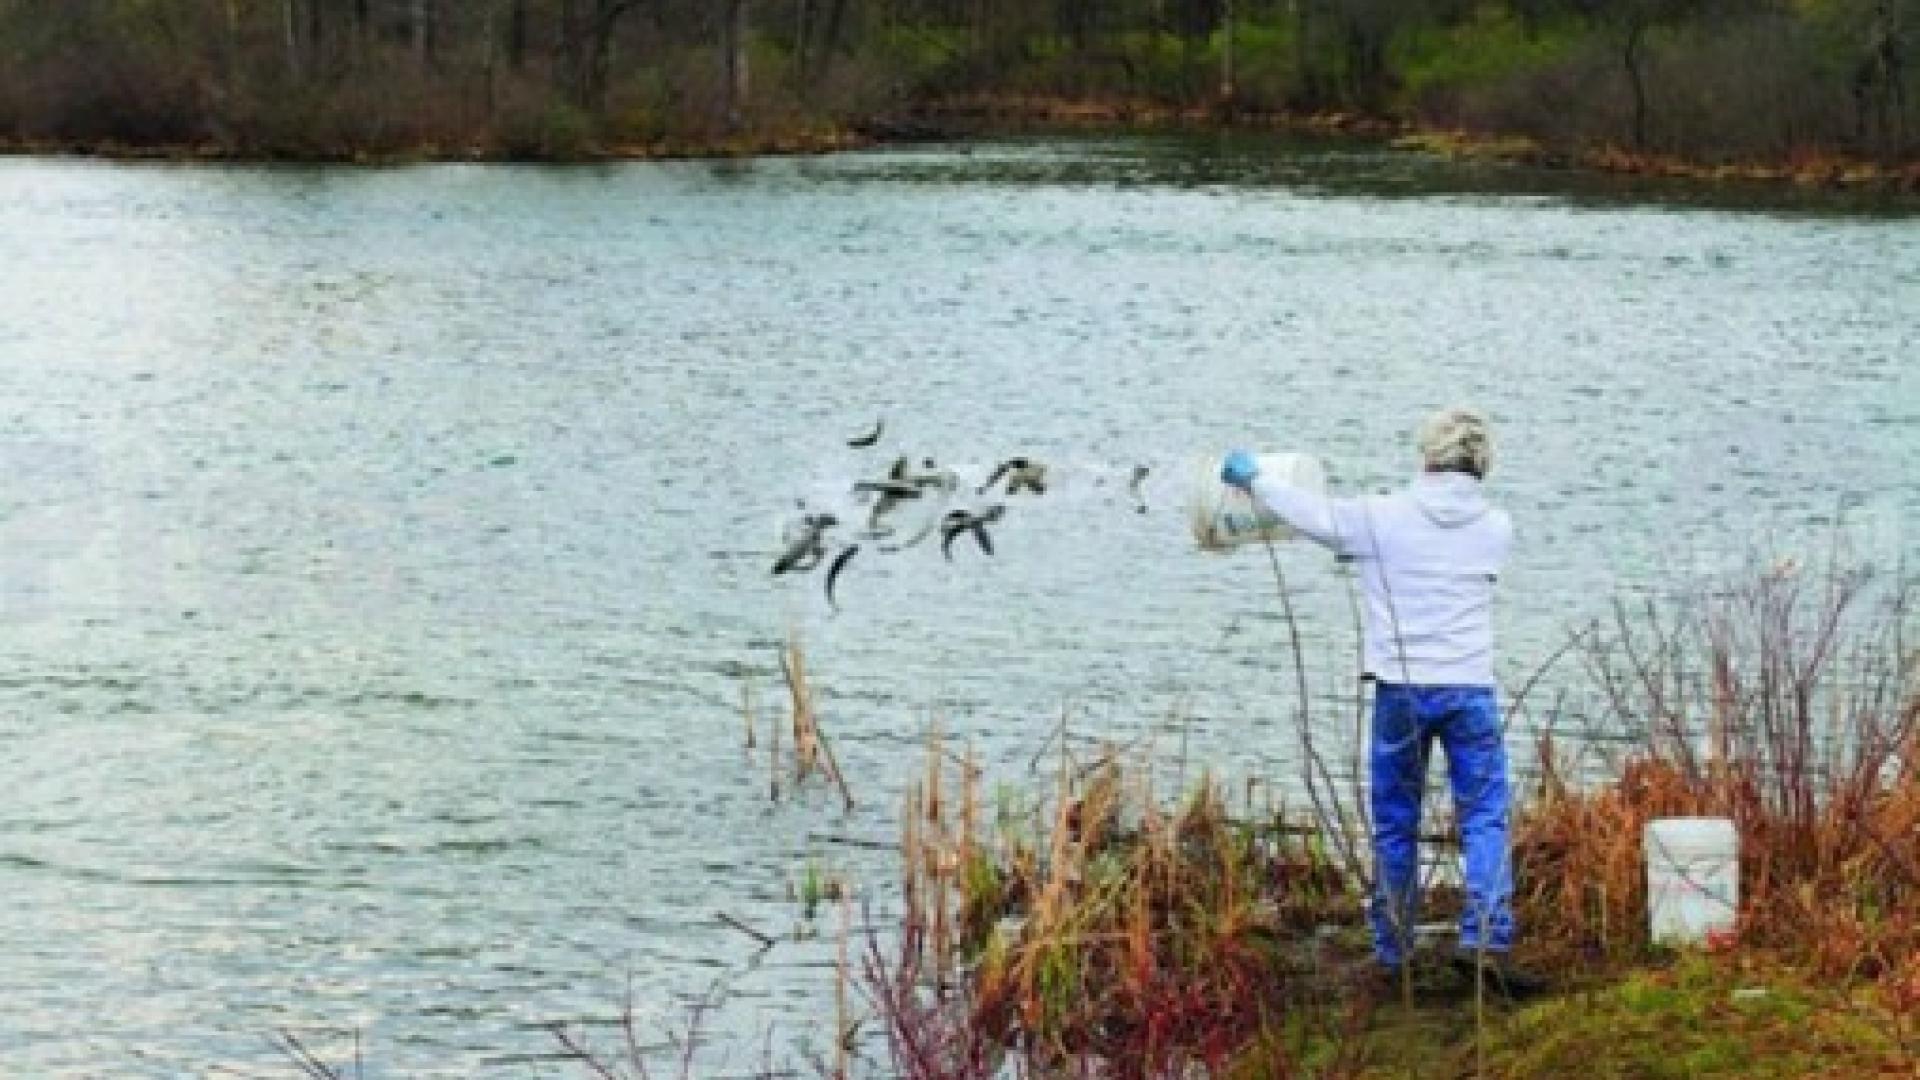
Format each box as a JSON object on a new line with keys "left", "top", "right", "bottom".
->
{"left": 716, "top": 910, "right": 778, "bottom": 951}
{"left": 270, "top": 1029, "right": 362, "bottom": 1080}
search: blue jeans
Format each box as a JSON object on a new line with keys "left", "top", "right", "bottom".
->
{"left": 1368, "top": 683, "right": 1514, "bottom": 967}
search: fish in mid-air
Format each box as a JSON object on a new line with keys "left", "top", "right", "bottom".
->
{"left": 1127, "top": 464, "right": 1150, "bottom": 513}
{"left": 941, "top": 505, "right": 1005, "bottom": 561}
{"left": 824, "top": 545, "right": 860, "bottom": 610}
{"left": 772, "top": 513, "right": 837, "bottom": 575}
{"left": 981, "top": 457, "right": 1047, "bottom": 497}
{"left": 855, "top": 477, "right": 924, "bottom": 535}
{"left": 846, "top": 418, "right": 884, "bottom": 448}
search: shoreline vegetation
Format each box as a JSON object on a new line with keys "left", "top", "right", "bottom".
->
{"left": 4, "top": 2, "right": 1916, "bottom": 190}
{"left": 828, "top": 560, "right": 1920, "bottom": 1076}
{"left": 525, "top": 558, "right": 1919, "bottom": 1078}
{"left": 9, "top": 108, "right": 1920, "bottom": 195}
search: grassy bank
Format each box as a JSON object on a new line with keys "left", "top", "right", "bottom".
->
{"left": 850, "top": 562, "right": 1919, "bottom": 1077}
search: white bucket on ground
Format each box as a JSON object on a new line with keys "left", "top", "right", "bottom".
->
{"left": 1187, "top": 452, "right": 1327, "bottom": 552}
{"left": 1645, "top": 817, "right": 1739, "bottom": 945}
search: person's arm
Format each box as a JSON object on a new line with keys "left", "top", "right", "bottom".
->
{"left": 1219, "top": 450, "right": 1370, "bottom": 559}
{"left": 1247, "top": 473, "right": 1366, "bottom": 558}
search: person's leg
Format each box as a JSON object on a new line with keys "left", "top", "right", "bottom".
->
{"left": 1437, "top": 686, "right": 1514, "bottom": 957}
{"left": 1368, "top": 683, "right": 1432, "bottom": 968}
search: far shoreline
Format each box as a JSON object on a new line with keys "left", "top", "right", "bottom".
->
{"left": 6, "top": 97, "right": 1919, "bottom": 194}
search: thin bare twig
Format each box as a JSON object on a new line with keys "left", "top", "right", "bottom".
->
{"left": 271, "top": 1030, "right": 349, "bottom": 1080}
{"left": 717, "top": 910, "right": 778, "bottom": 950}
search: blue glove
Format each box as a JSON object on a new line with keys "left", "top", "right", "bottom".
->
{"left": 1219, "top": 450, "right": 1259, "bottom": 491}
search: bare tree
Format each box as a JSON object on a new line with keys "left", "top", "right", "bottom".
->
{"left": 1581, "top": 0, "right": 1707, "bottom": 149}
{"left": 726, "top": 0, "right": 752, "bottom": 130}
{"left": 411, "top": 0, "right": 432, "bottom": 66}
{"left": 284, "top": 0, "right": 301, "bottom": 78}
{"left": 1852, "top": 0, "right": 1909, "bottom": 156}
{"left": 562, "top": 0, "right": 648, "bottom": 111}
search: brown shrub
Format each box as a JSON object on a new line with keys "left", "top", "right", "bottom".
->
{"left": 1517, "top": 565, "right": 1919, "bottom": 994}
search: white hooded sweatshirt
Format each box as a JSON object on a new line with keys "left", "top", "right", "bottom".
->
{"left": 1249, "top": 470, "right": 1512, "bottom": 688}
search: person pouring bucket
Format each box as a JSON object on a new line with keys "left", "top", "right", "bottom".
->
{"left": 1219, "top": 407, "right": 1546, "bottom": 999}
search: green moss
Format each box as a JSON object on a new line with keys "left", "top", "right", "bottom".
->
{"left": 1219, "top": 951, "right": 1912, "bottom": 1077}
{"left": 867, "top": 25, "right": 969, "bottom": 82}
{"left": 1471, "top": 957, "right": 1903, "bottom": 1078}
{"left": 1390, "top": 7, "right": 1584, "bottom": 108}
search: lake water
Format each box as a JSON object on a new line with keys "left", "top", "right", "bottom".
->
{"left": 0, "top": 135, "right": 1914, "bottom": 1075}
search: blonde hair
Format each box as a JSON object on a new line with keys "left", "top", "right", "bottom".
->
{"left": 1418, "top": 407, "right": 1492, "bottom": 479}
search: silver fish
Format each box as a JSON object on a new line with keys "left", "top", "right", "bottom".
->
{"left": 981, "top": 457, "right": 1046, "bottom": 497}
{"left": 824, "top": 545, "right": 860, "bottom": 610}
{"left": 1128, "top": 464, "right": 1150, "bottom": 514}
{"left": 846, "top": 418, "right": 884, "bottom": 448}
{"left": 941, "top": 504, "right": 1005, "bottom": 560}
{"left": 772, "top": 513, "right": 837, "bottom": 575}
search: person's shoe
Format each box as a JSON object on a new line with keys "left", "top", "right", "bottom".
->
{"left": 1448, "top": 952, "right": 1550, "bottom": 1001}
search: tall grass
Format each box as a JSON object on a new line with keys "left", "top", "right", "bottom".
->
{"left": 860, "top": 557, "right": 1919, "bottom": 1075}
{"left": 1520, "top": 562, "right": 1919, "bottom": 991}
{"left": 865, "top": 719, "right": 1372, "bottom": 1077}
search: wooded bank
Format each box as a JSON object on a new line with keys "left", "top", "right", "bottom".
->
{"left": 0, "top": 0, "right": 1912, "bottom": 168}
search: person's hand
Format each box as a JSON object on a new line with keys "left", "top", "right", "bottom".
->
{"left": 1219, "top": 450, "right": 1259, "bottom": 491}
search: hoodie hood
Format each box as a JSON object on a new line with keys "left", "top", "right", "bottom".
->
{"left": 1410, "top": 472, "right": 1490, "bottom": 528}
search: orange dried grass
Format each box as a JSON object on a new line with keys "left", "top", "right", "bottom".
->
{"left": 1518, "top": 716, "right": 1919, "bottom": 991}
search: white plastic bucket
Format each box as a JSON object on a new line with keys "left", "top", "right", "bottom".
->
{"left": 1645, "top": 817, "right": 1739, "bottom": 945}
{"left": 1187, "top": 452, "right": 1327, "bottom": 552}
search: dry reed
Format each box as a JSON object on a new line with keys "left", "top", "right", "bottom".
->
{"left": 862, "top": 558, "right": 1918, "bottom": 1075}
{"left": 776, "top": 634, "right": 857, "bottom": 810}
{"left": 868, "top": 728, "right": 1369, "bottom": 1078}
{"left": 1517, "top": 564, "right": 1919, "bottom": 1000}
